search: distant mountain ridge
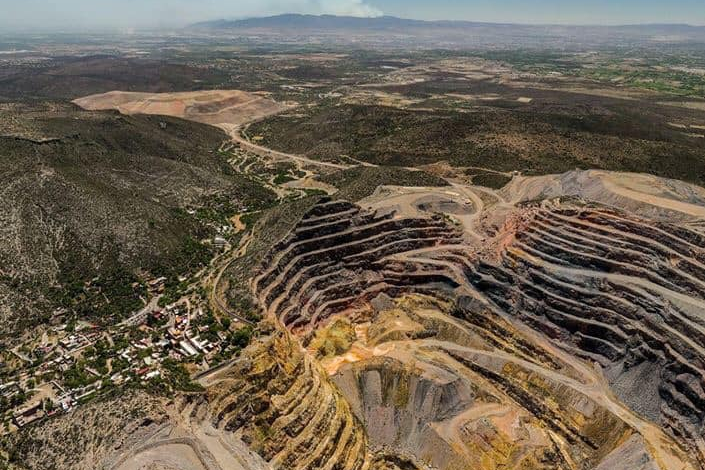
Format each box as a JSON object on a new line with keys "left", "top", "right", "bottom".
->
{"left": 192, "top": 14, "right": 704, "bottom": 31}
{"left": 193, "top": 14, "right": 508, "bottom": 30}
{"left": 190, "top": 14, "right": 705, "bottom": 48}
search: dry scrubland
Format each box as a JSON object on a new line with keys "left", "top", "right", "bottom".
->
{"left": 0, "top": 101, "right": 277, "bottom": 344}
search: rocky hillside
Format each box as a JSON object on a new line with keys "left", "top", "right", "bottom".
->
{"left": 0, "top": 102, "right": 275, "bottom": 343}
{"left": 7, "top": 391, "right": 169, "bottom": 470}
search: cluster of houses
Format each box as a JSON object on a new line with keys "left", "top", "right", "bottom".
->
{"left": 106, "top": 304, "right": 223, "bottom": 387}
{"left": 7, "top": 380, "right": 102, "bottom": 428}
{"left": 1, "top": 381, "right": 46, "bottom": 428}
{"left": 166, "top": 311, "right": 218, "bottom": 359}
{"left": 2, "top": 291, "right": 239, "bottom": 432}
{"left": 58, "top": 332, "right": 98, "bottom": 353}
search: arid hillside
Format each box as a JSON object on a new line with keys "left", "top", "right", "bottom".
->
{"left": 0, "top": 101, "right": 275, "bottom": 344}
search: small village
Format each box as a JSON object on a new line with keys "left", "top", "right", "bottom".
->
{"left": 0, "top": 222, "right": 254, "bottom": 436}
{"left": 0, "top": 276, "right": 252, "bottom": 434}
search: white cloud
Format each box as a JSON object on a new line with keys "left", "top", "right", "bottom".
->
{"left": 316, "top": 0, "right": 383, "bottom": 17}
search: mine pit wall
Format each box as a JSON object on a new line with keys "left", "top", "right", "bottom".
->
{"left": 445, "top": 347, "right": 633, "bottom": 460}
{"left": 203, "top": 328, "right": 380, "bottom": 470}
{"left": 469, "top": 202, "right": 705, "bottom": 464}
{"left": 253, "top": 199, "right": 632, "bottom": 469}
{"left": 247, "top": 198, "right": 476, "bottom": 469}
{"left": 253, "top": 197, "right": 464, "bottom": 334}
{"left": 202, "top": 326, "right": 437, "bottom": 470}
{"left": 327, "top": 323, "right": 640, "bottom": 470}
{"left": 332, "top": 357, "right": 477, "bottom": 469}
{"left": 237, "top": 197, "right": 704, "bottom": 469}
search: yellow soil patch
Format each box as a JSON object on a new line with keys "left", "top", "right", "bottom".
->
{"left": 230, "top": 214, "right": 246, "bottom": 234}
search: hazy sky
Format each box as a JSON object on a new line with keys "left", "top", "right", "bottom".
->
{"left": 1, "top": 0, "right": 704, "bottom": 31}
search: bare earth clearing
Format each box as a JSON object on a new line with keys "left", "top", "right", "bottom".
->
{"left": 73, "top": 90, "right": 292, "bottom": 131}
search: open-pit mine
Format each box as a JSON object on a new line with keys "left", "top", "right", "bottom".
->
{"left": 92, "top": 169, "right": 705, "bottom": 470}
{"left": 6, "top": 16, "right": 705, "bottom": 470}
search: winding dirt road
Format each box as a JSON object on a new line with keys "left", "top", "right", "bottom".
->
{"left": 221, "top": 123, "right": 351, "bottom": 171}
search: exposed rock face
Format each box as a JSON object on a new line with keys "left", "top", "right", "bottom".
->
{"left": 253, "top": 199, "right": 465, "bottom": 335}
{"left": 202, "top": 327, "right": 417, "bottom": 470}
{"left": 237, "top": 185, "right": 705, "bottom": 470}
{"left": 205, "top": 329, "right": 373, "bottom": 470}
{"left": 469, "top": 201, "right": 705, "bottom": 451}
{"left": 592, "top": 435, "right": 659, "bottom": 470}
